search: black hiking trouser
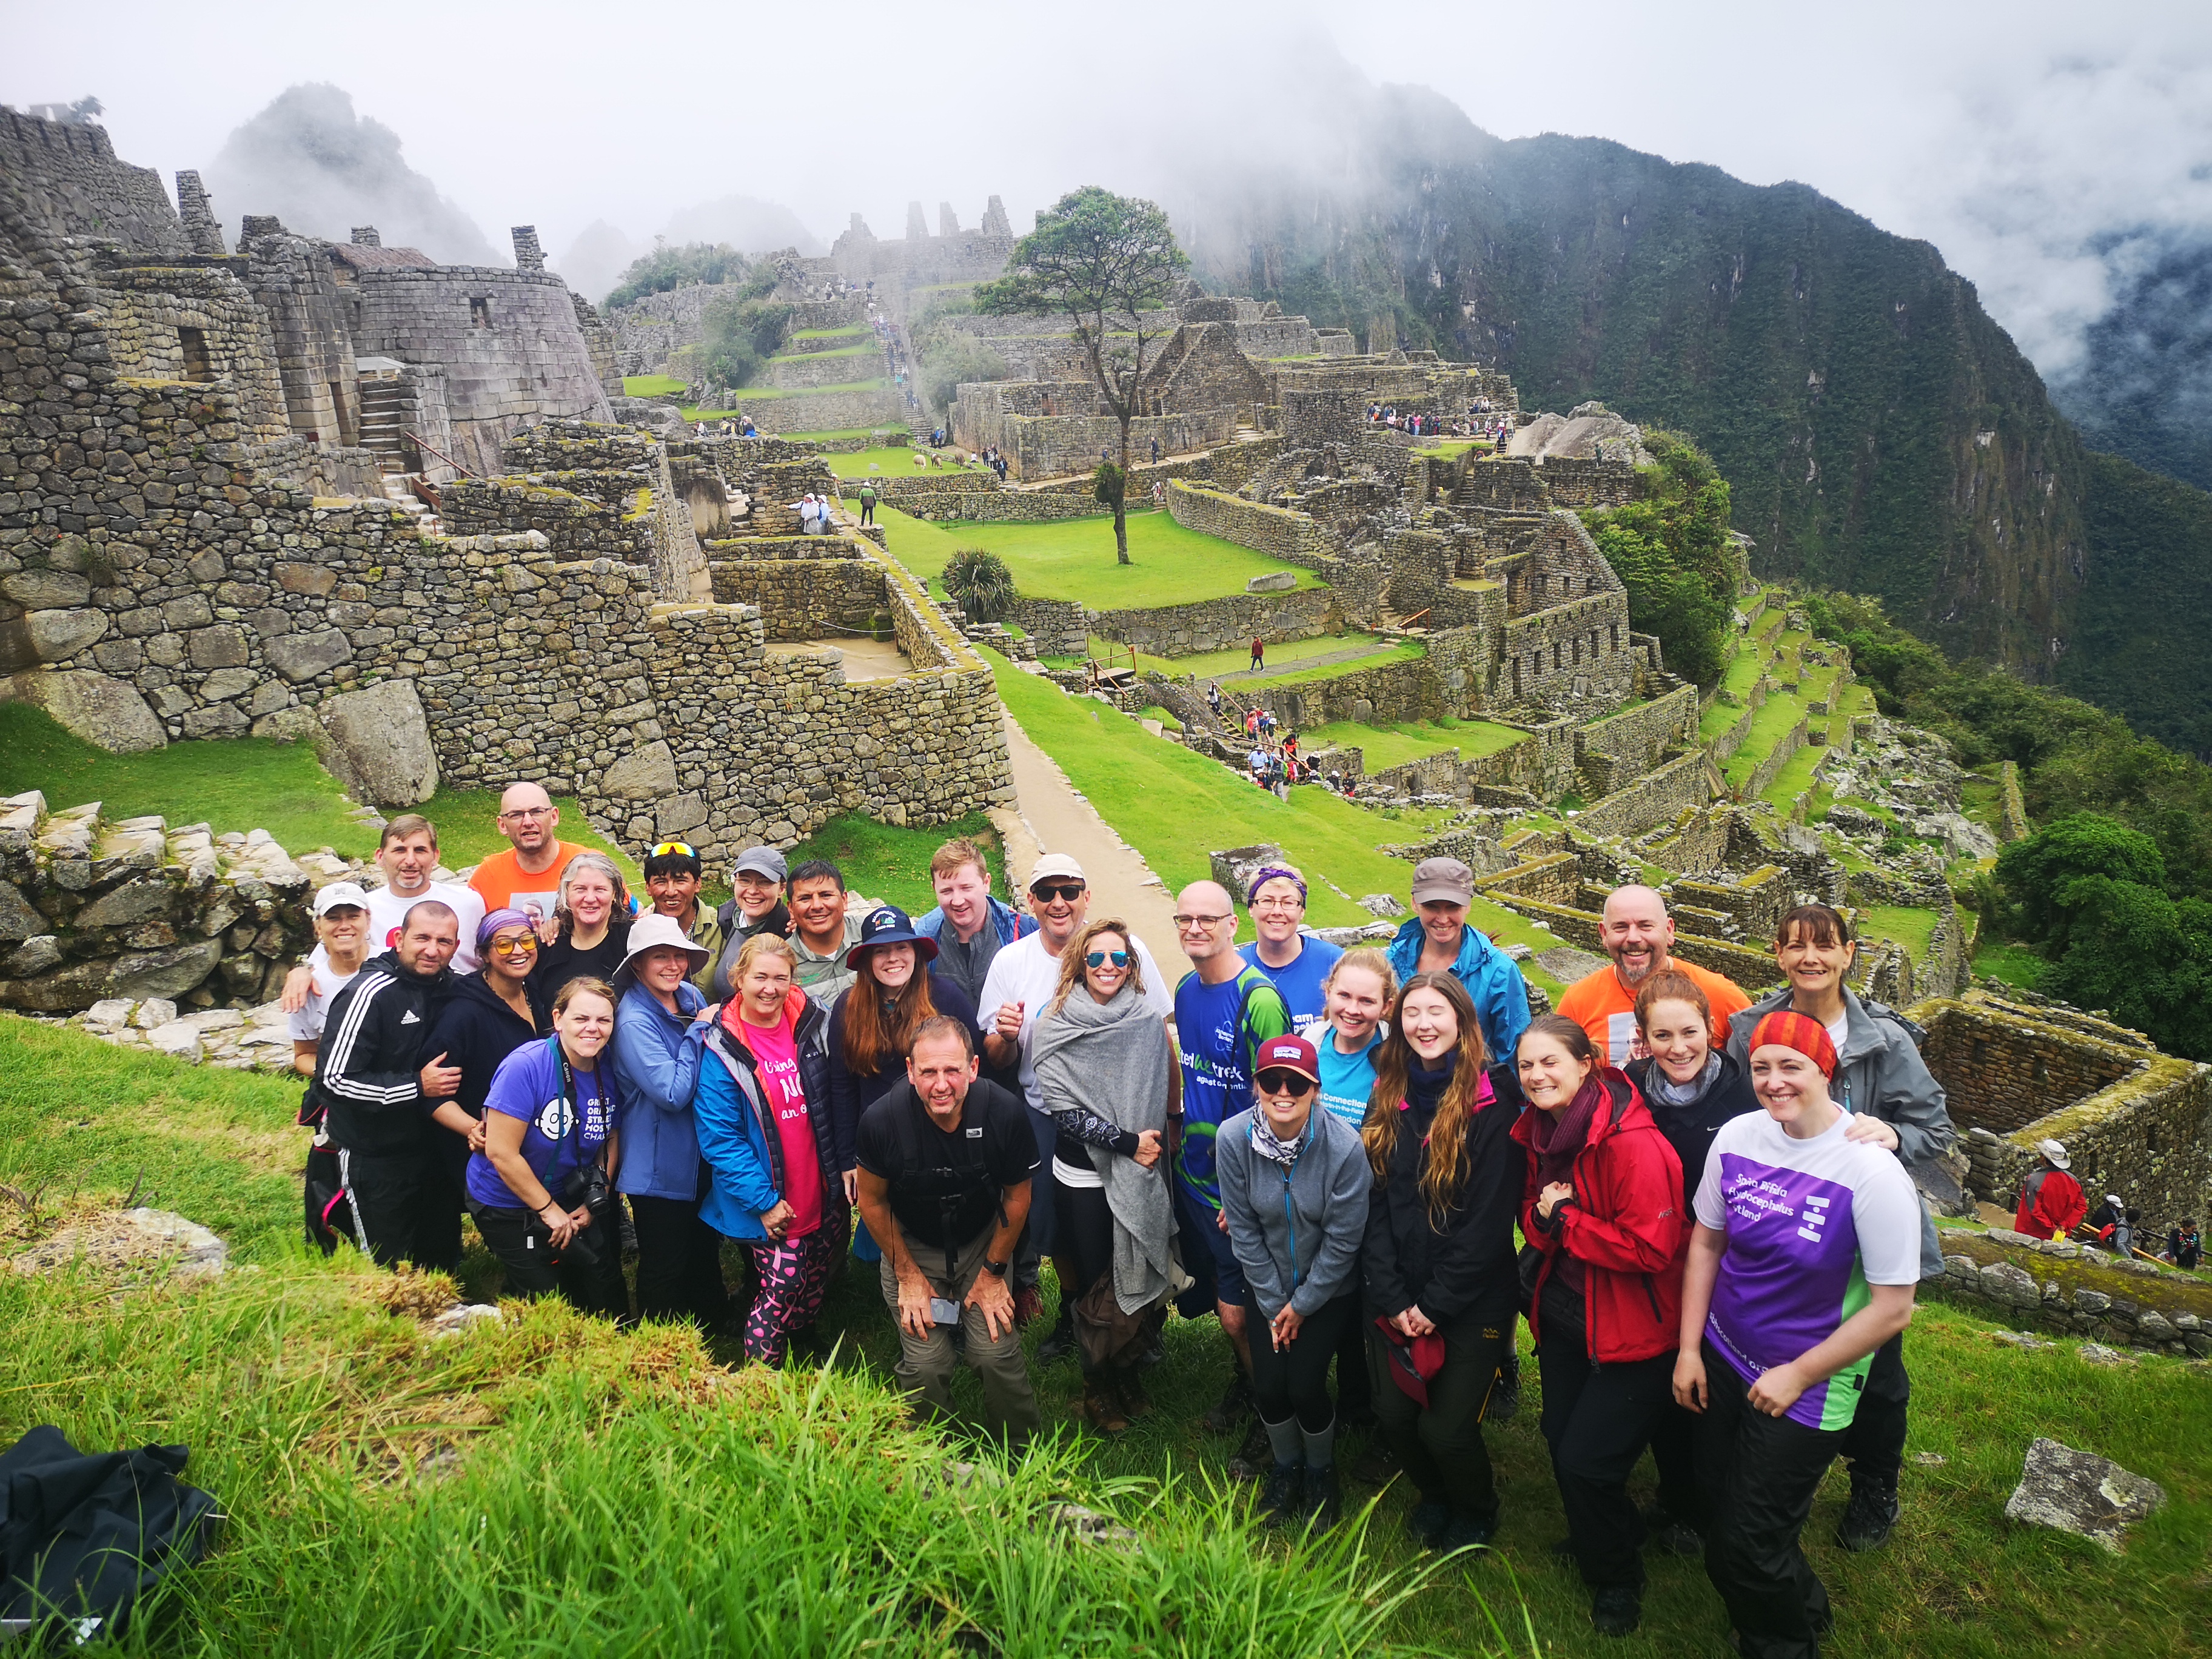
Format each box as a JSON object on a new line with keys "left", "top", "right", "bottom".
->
{"left": 1537, "top": 1341, "right": 1678, "bottom": 1594}
{"left": 473, "top": 1204, "right": 628, "bottom": 1317}
{"left": 1366, "top": 1312, "right": 1506, "bottom": 1526}
{"left": 1837, "top": 1331, "right": 1908, "bottom": 1488}
{"left": 1247, "top": 1291, "right": 1359, "bottom": 1434}
{"left": 629, "top": 1193, "right": 731, "bottom": 1329}
{"left": 303, "top": 1141, "right": 342, "bottom": 1256}
{"left": 334, "top": 1146, "right": 430, "bottom": 1270}
{"left": 1697, "top": 1343, "right": 1839, "bottom": 1659}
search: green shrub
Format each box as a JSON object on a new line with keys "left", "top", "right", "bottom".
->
{"left": 942, "top": 548, "right": 1017, "bottom": 623}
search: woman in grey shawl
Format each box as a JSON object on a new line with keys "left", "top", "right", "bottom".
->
{"left": 1031, "top": 917, "right": 1181, "bottom": 1433}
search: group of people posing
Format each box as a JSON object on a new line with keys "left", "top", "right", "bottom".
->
{"left": 294, "top": 791, "right": 1957, "bottom": 1655}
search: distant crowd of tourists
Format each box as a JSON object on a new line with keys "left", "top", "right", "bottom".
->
{"left": 291, "top": 789, "right": 2018, "bottom": 1649}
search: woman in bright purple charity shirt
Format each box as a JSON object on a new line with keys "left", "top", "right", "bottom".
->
{"left": 1671, "top": 1011, "right": 1920, "bottom": 1659}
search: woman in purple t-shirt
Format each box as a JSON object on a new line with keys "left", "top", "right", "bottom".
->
{"left": 467, "top": 977, "right": 628, "bottom": 1316}
{"left": 1672, "top": 1011, "right": 1920, "bottom": 1658}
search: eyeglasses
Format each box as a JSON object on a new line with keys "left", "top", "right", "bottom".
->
{"left": 488, "top": 931, "right": 539, "bottom": 954}
{"left": 650, "top": 840, "right": 697, "bottom": 859}
{"left": 1030, "top": 883, "right": 1085, "bottom": 903}
{"left": 1084, "top": 950, "right": 1130, "bottom": 969}
{"left": 1173, "top": 913, "right": 1231, "bottom": 931}
{"left": 1256, "top": 1070, "right": 1316, "bottom": 1097}
{"left": 498, "top": 806, "right": 555, "bottom": 822}
{"left": 1252, "top": 896, "right": 1304, "bottom": 912}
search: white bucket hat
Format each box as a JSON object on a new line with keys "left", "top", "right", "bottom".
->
{"left": 2034, "top": 1138, "right": 2070, "bottom": 1170}
{"left": 614, "top": 911, "right": 710, "bottom": 990}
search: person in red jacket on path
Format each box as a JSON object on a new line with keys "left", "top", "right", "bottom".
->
{"left": 1511, "top": 1014, "right": 1687, "bottom": 1640}
{"left": 2013, "top": 1138, "right": 2086, "bottom": 1241}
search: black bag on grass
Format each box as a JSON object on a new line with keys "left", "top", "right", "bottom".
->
{"left": 0, "top": 1425, "right": 220, "bottom": 1646}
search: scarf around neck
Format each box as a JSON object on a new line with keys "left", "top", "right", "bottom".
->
{"left": 1646, "top": 1050, "right": 1722, "bottom": 1109}
{"left": 1249, "top": 1111, "right": 1308, "bottom": 1169}
{"left": 1528, "top": 1070, "right": 1606, "bottom": 1191}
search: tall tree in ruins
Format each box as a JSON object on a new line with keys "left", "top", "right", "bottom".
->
{"left": 977, "top": 187, "right": 1188, "bottom": 565}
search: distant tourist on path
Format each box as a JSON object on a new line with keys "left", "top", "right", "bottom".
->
{"left": 1724, "top": 904, "right": 1953, "bottom": 1553}
{"left": 1556, "top": 886, "right": 1750, "bottom": 1066}
{"left": 312, "top": 900, "right": 460, "bottom": 1270}
{"left": 1250, "top": 636, "right": 1265, "bottom": 671}
{"left": 1674, "top": 1011, "right": 1920, "bottom": 1657}
{"left": 855, "top": 1017, "right": 1041, "bottom": 1444}
{"left": 857, "top": 481, "right": 877, "bottom": 525}
{"left": 2167, "top": 1219, "right": 2201, "bottom": 1270}
{"left": 695, "top": 934, "right": 848, "bottom": 1367}
{"left": 2014, "top": 1138, "right": 2086, "bottom": 1241}
{"left": 609, "top": 914, "right": 731, "bottom": 1333}
{"left": 468, "top": 783, "right": 585, "bottom": 928}
{"left": 1218, "top": 1033, "right": 1369, "bottom": 1529}
{"left": 466, "top": 977, "right": 629, "bottom": 1316}
{"left": 1031, "top": 919, "right": 1179, "bottom": 1433}
{"left": 1238, "top": 862, "right": 1344, "bottom": 1037}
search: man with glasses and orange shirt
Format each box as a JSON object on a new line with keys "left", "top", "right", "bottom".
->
{"left": 468, "top": 782, "right": 586, "bottom": 928}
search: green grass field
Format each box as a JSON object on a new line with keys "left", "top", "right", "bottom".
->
{"left": 1721, "top": 695, "right": 1811, "bottom": 792}
{"left": 822, "top": 446, "right": 986, "bottom": 479}
{"left": 784, "top": 809, "right": 998, "bottom": 916}
{"left": 620, "top": 374, "right": 686, "bottom": 398}
{"left": 769, "top": 344, "right": 877, "bottom": 364}
{"left": 1248, "top": 643, "right": 1426, "bottom": 689}
{"left": 876, "top": 507, "right": 1321, "bottom": 611}
{"left": 724, "top": 379, "right": 893, "bottom": 403}
{"left": 787, "top": 326, "right": 870, "bottom": 342}
{"left": 779, "top": 427, "right": 908, "bottom": 443}
{"left": 1302, "top": 716, "right": 1529, "bottom": 769}
{"left": 1760, "top": 742, "right": 1829, "bottom": 809}
{"left": 1051, "top": 631, "right": 1398, "bottom": 682}
{"left": 1858, "top": 903, "right": 1939, "bottom": 961}
{"left": 1972, "top": 937, "right": 2049, "bottom": 991}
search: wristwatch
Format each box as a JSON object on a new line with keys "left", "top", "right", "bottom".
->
{"left": 980, "top": 1256, "right": 1009, "bottom": 1278}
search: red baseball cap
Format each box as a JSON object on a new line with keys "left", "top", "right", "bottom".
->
{"left": 1255, "top": 1034, "right": 1320, "bottom": 1084}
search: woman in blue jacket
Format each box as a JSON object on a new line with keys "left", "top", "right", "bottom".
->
{"left": 610, "top": 912, "right": 729, "bottom": 1332}
{"left": 695, "top": 933, "right": 845, "bottom": 1367}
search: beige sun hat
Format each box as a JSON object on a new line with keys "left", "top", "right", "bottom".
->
{"left": 613, "top": 911, "right": 710, "bottom": 990}
{"left": 2036, "top": 1138, "right": 2071, "bottom": 1170}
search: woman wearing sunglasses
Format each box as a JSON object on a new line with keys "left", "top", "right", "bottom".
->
{"left": 1031, "top": 919, "right": 1179, "bottom": 1433}
{"left": 417, "top": 908, "right": 549, "bottom": 1273}
{"left": 1216, "top": 1033, "right": 1370, "bottom": 1529}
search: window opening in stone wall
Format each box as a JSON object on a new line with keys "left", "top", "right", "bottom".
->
{"left": 1972, "top": 1037, "right": 1989, "bottom": 1067}
{"left": 470, "top": 296, "right": 492, "bottom": 328}
{"left": 176, "top": 325, "right": 213, "bottom": 381}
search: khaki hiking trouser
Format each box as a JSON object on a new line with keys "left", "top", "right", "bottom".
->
{"left": 878, "top": 1224, "right": 1041, "bottom": 1438}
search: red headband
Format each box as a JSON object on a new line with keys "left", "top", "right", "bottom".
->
{"left": 1749, "top": 1010, "right": 1838, "bottom": 1080}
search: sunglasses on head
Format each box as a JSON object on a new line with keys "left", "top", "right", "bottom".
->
{"left": 1031, "top": 883, "right": 1085, "bottom": 903}
{"left": 650, "top": 840, "right": 697, "bottom": 859}
{"left": 1256, "top": 1069, "right": 1316, "bottom": 1097}
{"left": 1084, "top": 949, "right": 1130, "bottom": 969}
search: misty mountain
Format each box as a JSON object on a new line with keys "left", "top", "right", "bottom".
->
{"left": 201, "top": 84, "right": 498, "bottom": 265}
{"left": 553, "top": 199, "right": 822, "bottom": 304}
{"left": 2049, "top": 234, "right": 2212, "bottom": 496}
{"left": 1171, "top": 83, "right": 2210, "bottom": 753}
{"left": 551, "top": 220, "right": 641, "bottom": 307}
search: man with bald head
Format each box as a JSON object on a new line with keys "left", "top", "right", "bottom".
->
{"left": 1172, "top": 879, "right": 1292, "bottom": 1442}
{"left": 467, "top": 782, "right": 586, "bottom": 928}
{"left": 1556, "top": 883, "right": 1751, "bottom": 1065}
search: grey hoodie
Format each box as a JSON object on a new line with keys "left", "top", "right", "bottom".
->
{"left": 1216, "top": 1105, "right": 1371, "bottom": 1319}
{"left": 1728, "top": 985, "right": 1956, "bottom": 1279}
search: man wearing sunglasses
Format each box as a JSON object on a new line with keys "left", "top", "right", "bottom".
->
{"left": 1171, "top": 878, "right": 1293, "bottom": 1452}
{"left": 977, "top": 853, "right": 1172, "bottom": 1358}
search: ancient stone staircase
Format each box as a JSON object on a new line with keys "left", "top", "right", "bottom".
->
{"left": 358, "top": 378, "right": 409, "bottom": 474}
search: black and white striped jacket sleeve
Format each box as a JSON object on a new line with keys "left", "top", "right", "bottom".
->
{"left": 318, "top": 970, "right": 425, "bottom": 1113}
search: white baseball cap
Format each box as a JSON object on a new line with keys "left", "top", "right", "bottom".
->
{"left": 314, "top": 880, "right": 370, "bottom": 916}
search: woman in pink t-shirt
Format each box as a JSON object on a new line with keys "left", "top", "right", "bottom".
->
{"left": 693, "top": 934, "right": 848, "bottom": 1365}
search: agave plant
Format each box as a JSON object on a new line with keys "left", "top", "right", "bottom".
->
{"left": 942, "top": 548, "right": 1017, "bottom": 623}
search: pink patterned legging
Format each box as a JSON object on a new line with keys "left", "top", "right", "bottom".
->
{"left": 743, "top": 1208, "right": 850, "bottom": 1366}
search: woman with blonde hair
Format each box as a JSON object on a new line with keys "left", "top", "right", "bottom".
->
{"left": 1031, "top": 917, "right": 1180, "bottom": 1432}
{"left": 1360, "top": 970, "right": 1521, "bottom": 1553}
{"left": 694, "top": 933, "right": 845, "bottom": 1366}
{"left": 532, "top": 851, "right": 634, "bottom": 1004}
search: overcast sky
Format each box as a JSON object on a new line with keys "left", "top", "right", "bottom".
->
{"left": 8, "top": 0, "right": 2208, "bottom": 383}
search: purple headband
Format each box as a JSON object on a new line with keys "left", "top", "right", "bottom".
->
{"left": 1247, "top": 866, "right": 1306, "bottom": 907}
{"left": 478, "top": 907, "right": 532, "bottom": 948}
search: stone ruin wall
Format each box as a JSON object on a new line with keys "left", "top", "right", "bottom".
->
{"left": 1165, "top": 482, "right": 1337, "bottom": 571}
{"left": 96, "top": 260, "right": 292, "bottom": 441}
{"left": 1576, "top": 683, "right": 1701, "bottom": 796}
{"left": 0, "top": 110, "right": 187, "bottom": 256}
{"left": 707, "top": 557, "right": 890, "bottom": 642}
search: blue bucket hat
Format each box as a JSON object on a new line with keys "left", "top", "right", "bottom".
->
{"left": 845, "top": 904, "right": 940, "bottom": 970}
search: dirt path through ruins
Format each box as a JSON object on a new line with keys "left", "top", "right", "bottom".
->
{"left": 996, "top": 713, "right": 1188, "bottom": 964}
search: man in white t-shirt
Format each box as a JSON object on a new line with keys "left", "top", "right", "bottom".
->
{"left": 977, "top": 851, "right": 1171, "bottom": 1356}
{"left": 282, "top": 814, "right": 484, "bottom": 1012}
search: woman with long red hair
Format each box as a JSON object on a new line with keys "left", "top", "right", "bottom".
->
{"left": 1359, "top": 971, "right": 1521, "bottom": 1554}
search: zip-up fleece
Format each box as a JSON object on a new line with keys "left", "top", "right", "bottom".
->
{"left": 1216, "top": 1106, "right": 1370, "bottom": 1319}
{"left": 314, "top": 948, "right": 451, "bottom": 1156}
{"left": 692, "top": 988, "right": 841, "bottom": 1241}
{"left": 1512, "top": 1066, "right": 1687, "bottom": 1363}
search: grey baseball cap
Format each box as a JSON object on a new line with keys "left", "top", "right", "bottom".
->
{"left": 1410, "top": 857, "right": 1475, "bottom": 905}
{"left": 734, "top": 846, "right": 788, "bottom": 882}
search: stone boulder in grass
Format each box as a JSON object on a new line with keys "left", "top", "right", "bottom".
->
{"left": 2004, "top": 1437, "right": 2166, "bottom": 1553}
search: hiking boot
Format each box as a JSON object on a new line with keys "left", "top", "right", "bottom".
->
{"left": 1227, "top": 1417, "right": 1271, "bottom": 1482}
{"left": 1114, "top": 1369, "right": 1152, "bottom": 1418}
{"left": 1590, "top": 1587, "right": 1642, "bottom": 1638}
{"left": 1299, "top": 1463, "right": 1342, "bottom": 1530}
{"left": 1487, "top": 1349, "right": 1521, "bottom": 1423}
{"left": 1081, "top": 1377, "right": 1131, "bottom": 1435}
{"left": 1440, "top": 1510, "right": 1498, "bottom": 1552}
{"left": 1204, "top": 1371, "right": 1255, "bottom": 1436}
{"left": 1409, "top": 1501, "right": 1452, "bottom": 1549}
{"left": 1259, "top": 1461, "right": 1303, "bottom": 1527}
{"left": 1644, "top": 1509, "right": 1703, "bottom": 1556}
{"left": 1035, "top": 1308, "right": 1078, "bottom": 1366}
{"left": 1835, "top": 1478, "right": 1900, "bottom": 1552}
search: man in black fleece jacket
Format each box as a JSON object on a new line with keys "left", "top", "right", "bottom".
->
{"left": 313, "top": 901, "right": 460, "bottom": 1267}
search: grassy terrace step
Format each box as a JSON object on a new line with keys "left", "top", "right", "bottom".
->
{"left": 1300, "top": 716, "right": 1528, "bottom": 768}
{"left": 620, "top": 373, "right": 686, "bottom": 398}
{"left": 876, "top": 507, "right": 1319, "bottom": 611}
{"left": 1050, "top": 632, "right": 1403, "bottom": 683}
{"left": 822, "top": 446, "right": 984, "bottom": 478}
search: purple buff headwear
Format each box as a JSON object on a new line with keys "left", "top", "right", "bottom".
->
{"left": 1245, "top": 865, "right": 1307, "bottom": 907}
{"left": 477, "top": 907, "right": 534, "bottom": 950}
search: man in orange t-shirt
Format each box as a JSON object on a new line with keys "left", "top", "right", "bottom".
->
{"left": 466, "top": 782, "right": 585, "bottom": 929}
{"left": 1555, "top": 884, "right": 1751, "bottom": 1065}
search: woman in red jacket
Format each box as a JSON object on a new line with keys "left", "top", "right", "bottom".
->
{"left": 1512, "top": 1014, "right": 1687, "bottom": 1640}
{"left": 2013, "top": 1138, "right": 2086, "bottom": 1241}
